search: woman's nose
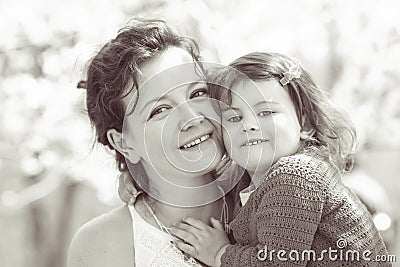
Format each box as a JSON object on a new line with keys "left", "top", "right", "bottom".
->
{"left": 178, "top": 103, "right": 204, "bottom": 131}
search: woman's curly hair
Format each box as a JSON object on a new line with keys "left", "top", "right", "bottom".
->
{"left": 83, "top": 18, "right": 200, "bottom": 172}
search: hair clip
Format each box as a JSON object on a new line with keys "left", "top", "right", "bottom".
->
{"left": 279, "top": 63, "right": 301, "bottom": 86}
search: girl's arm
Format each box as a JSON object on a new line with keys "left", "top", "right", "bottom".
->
{"left": 220, "top": 172, "right": 326, "bottom": 266}
{"left": 172, "top": 171, "right": 326, "bottom": 266}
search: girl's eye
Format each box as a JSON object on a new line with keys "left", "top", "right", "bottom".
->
{"left": 227, "top": 115, "right": 242, "bottom": 122}
{"left": 190, "top": 88, "right": 208, "bottom": 98}
{"left": 148, "top": 106, "right": 170, "bottom": 120}
{"left": 258, "top": 110, "right": 273, "bottom": 117}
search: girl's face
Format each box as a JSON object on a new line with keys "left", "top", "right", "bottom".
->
{"left": 123, "top": 47, "right": 224, "bottom": 186}
{"left": 221, "top": 79, "right": 301, "bottom": 174}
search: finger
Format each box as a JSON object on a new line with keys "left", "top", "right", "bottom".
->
{"left": 175, "top": 222, "right": 201, "bottom": 236}
{"left": 210, "top": 217, "right": 224, "bottom": 231}
{"left": 182, "top": 217, "right": 208, "bottom": 230}
{"left": 170, "top": 227, "right": 198, "bottom": 245}
{"left": 174, "top": 240, "right": 198, "bottom": 257}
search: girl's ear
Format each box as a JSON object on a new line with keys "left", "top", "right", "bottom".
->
{"left": 300, "top": 128, "right": 316, "bottom": 140}
{"left": 106, "top": 129, "right": 141, "bottom": 164}
{"left": 299, "top": 116, "right": 316, "bottom": 140}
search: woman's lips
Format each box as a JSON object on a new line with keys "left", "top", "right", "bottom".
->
{"left": 179, "top": 133, "right": 211, "bottom": 150}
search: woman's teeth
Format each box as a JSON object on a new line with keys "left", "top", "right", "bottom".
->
{"left": 182, "top": 134, "right": 210, "bottom": 149}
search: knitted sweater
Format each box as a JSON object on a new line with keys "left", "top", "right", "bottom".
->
{"left": 221, "top": 153, "right": 390, "bottom": 266}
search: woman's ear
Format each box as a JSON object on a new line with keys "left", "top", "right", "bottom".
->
{"left": 107, "top": 129, "right": 141, "bottom": 164}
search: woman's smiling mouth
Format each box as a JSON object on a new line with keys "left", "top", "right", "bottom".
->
{"left": 180, "top": 134, "right": 211, "bottom": 149}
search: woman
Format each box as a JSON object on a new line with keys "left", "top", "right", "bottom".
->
{"left": 68, "top": 19, "right": 240, "bottom": 267}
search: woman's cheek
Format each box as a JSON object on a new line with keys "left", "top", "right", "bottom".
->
{"left": 222, "top": 126, "right": 234, "bottom": 156}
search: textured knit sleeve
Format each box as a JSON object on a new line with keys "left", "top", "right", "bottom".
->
{"left": 221, "top": 155, "right": 330, "bottom": 266}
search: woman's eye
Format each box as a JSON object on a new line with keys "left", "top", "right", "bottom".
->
{"left": 148, "top": 106, "right": 170, "bottom": 119}
{"left": 258, "top": 110, "right": 273, "bottom": 116}
{"left": 227, "top": 115, "right": 242, "bottom": 122}
{"left": 190, "top": 88, "right": 208, "bottom": 98}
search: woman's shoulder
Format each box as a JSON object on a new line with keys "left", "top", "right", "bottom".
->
{"left": 68, "top": 205, "right": 134, "bottom": 267}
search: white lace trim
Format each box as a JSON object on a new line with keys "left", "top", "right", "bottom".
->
{"left": 128, "top": 205, "right": 202, "bottom": 267}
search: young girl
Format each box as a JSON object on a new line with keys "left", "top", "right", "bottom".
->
{"left": 169, "top": 52, "right": 390, "bottom": 266}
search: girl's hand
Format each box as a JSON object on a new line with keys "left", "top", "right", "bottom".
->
{"left": 213, "top": 154, "right": 231, "bottom": 177}
{"left": 170, "top": 217, "right": 231, "bottom": 267}
{"left": 118, "top": 172, "right": 141, "bottom": 205}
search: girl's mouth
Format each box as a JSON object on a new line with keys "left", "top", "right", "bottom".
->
{"left": 242, "top": 139, "right": 268, "bottom": 147}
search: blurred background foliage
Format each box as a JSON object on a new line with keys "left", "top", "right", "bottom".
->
{"left": 0, "top": 0, "right": 399, "bottom": 266}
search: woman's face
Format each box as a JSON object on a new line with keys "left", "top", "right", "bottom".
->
{"left": 123, "top": 47, "right": 224, "bottom": 186}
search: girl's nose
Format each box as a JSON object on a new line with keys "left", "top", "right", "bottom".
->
{"left": 242, "top": 116, "right": 260, "bottom": 132}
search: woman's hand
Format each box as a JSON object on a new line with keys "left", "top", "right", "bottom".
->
{"left": 118, "top": 172, "right": 141, "bottom": 205}
{"left": 170, "top": 217, "right": 231, "bottom": 267}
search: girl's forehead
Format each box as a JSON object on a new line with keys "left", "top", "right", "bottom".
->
{"left": 230, "top": 80, "right": 271, "bottom": 99}
{"left": 232, "top": 79, "right": 285, "bottom": 99}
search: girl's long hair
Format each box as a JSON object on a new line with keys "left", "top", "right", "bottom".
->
{"left": 209, "top": 52, "right": 357, "bottom": 173}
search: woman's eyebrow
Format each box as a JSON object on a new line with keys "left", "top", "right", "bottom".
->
{"left": 187, "top": 80, "right": 207, "bottom": 90}
{"left": 137, "top": 81, "right": 206, "bottom": 115}
{"left": 139, "top": 95, "right": 168, "bottom": 115}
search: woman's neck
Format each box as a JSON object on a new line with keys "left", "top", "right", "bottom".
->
{"left": 136, "top": 164, "right": 225, "bottom": 227}
{"left": 138, "top": 194, "right": 223, "bottom": 228}
{"left": 143, "top": 162, "right": 216, "bottom": 187}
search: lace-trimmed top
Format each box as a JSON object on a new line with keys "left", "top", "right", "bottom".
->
{"left": 127, "top": 205, "right": 203, "bottom": 267}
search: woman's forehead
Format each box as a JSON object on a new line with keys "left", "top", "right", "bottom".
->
{"left": 137, "top": 63, "right": 205, "bottom": 99}
{"left": 138, "top": 47, "right": 195, "bottom": 83}
{"left": 124, "top": 67, "right": 206, "bottom": 115}
{"left": 122, "top": 48, "right": 204, "bottom": 111}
